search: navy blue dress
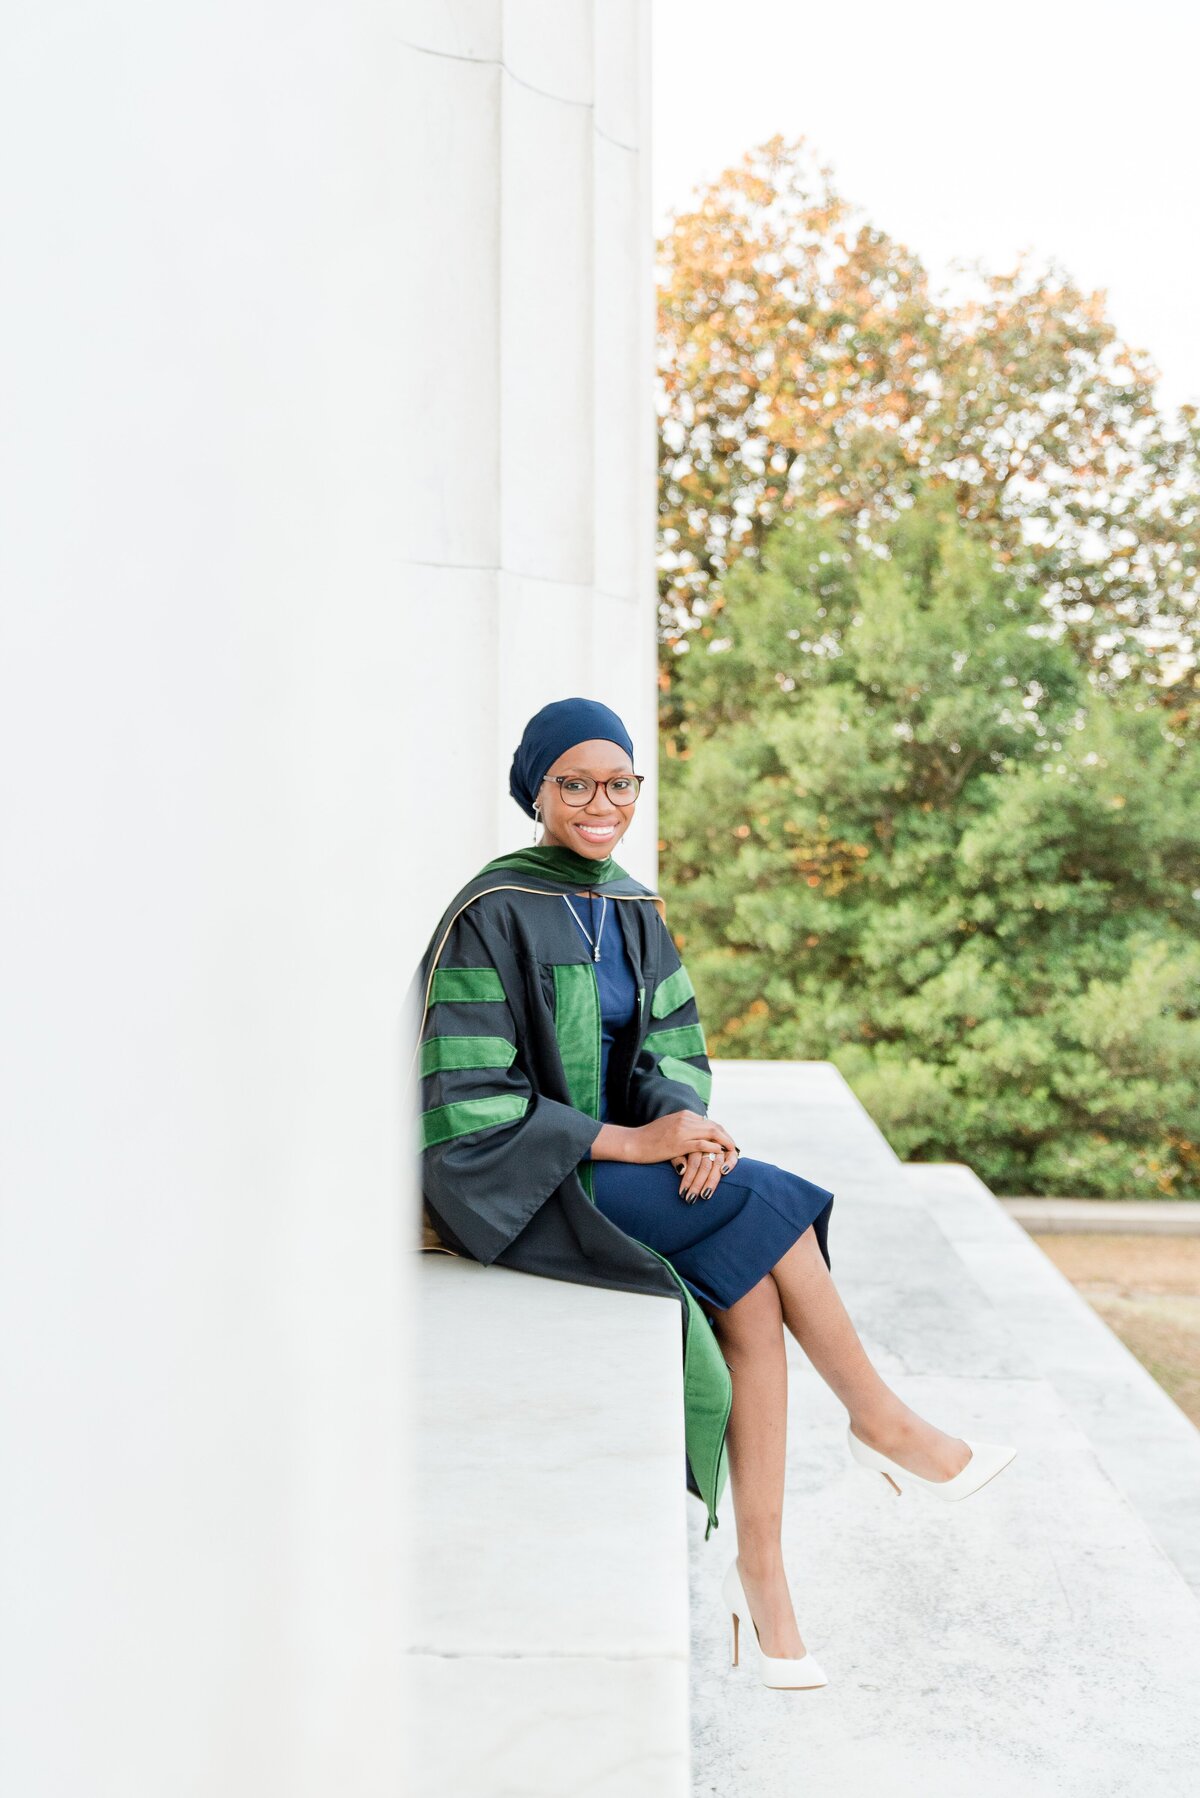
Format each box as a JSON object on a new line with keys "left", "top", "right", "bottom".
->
{"left": 573, "top": 891, "right": 835, "bottom": 1325}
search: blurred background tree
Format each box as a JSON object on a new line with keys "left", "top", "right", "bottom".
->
{"left": 658, "top": 133, "right": 1199, "bottom": 721}
{"left": 656, "top": 140, "right": 1200, "bottom": 1194}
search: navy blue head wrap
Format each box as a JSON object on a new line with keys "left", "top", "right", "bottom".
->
{"left": 508, "top": 697, "right": 635, "bottom": 820}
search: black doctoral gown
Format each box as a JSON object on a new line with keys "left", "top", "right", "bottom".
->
{"left": 404, "top": 841, "right": 732, "bottom": 1537}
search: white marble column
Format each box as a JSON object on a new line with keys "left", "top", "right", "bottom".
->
{"left": 0, "top": 7, "right": 409, "bottom": 1794}
{"left": 397, "top": 7, "right": 671, "bottom": 1794}
{"left": 397, "top": 0, "right": 660, "bottom": 936}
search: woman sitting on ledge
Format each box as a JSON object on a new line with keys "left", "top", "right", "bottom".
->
{"left": 407, "top": 695, "right": 1016, "bottom": 1691}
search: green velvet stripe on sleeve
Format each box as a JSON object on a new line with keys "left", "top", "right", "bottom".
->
{"left": 658, "top": 1054, "right": 712, "bottom": 1105}
{"left": 430, "top": 965, "right": 507, "bottom": 1004}
{"left": 419, "top": 1034, "right": 517, "bottom": 1075}
{"left": 419, "top": 1092, "right": 529, "bottom": 1150}
{"left": 651, "top": 963, "right": 696, "bottom": 1019}
{"left": 644, "top": 1022, "right": 707, "bottom": 1059}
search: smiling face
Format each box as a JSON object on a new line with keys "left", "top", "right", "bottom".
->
{"left": 534, "top": 737, "right": 638, "bottom": 862}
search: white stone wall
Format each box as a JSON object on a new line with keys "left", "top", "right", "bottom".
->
{"left": 0, "top": 7, "right": 411, "bottom": 1794}
{"left": 397, "top": 0, "right": 660, "bottom": 944}
{"left": 398, "top": 6, "right": 663, "bottom": 1788}
{"left": 0, "top": 3, "right": 655, "bottom": 1793}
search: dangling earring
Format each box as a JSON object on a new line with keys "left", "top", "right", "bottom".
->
{"left": 532, "top": 802, "right": 541, "bottom": 845}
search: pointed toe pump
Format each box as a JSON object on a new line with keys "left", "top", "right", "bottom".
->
{"left": 721, "top": 1557, "right": 829, "bottom": 1690}
{"left": 846, "top": 1423, "right": 1016, "bottom": 1500}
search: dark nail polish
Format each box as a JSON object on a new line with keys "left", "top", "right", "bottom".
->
{"left": 701, "top": 1186, "right": 712, "bottom": 1199}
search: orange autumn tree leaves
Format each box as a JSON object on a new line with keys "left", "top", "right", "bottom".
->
{"left": 657, "top": 133, "right": 1199, "bottom": 718}
{"left": 654, "top": 136, "right": 1200, "bottom": 1198}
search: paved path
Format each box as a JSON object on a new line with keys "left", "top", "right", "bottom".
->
{"left": 999, "top": 1196, "right": 1200, "bottom": 1234}
{"left": 689, "top": 1062, "right": 1200, "bottom": 1798}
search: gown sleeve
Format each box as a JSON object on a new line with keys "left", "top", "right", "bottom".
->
{"left": 625, "top": 922, "right": 714, "bottom": 1124}
{"left": 414, "top": 904, "right": 604, "bottom": 1265}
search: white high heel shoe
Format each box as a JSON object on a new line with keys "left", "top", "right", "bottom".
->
{"left": 846, "top": 1423, "right": 1016, "bottom": 1500}
{"left": 721, "top": 1557, "right": 829, "bottom": 1689}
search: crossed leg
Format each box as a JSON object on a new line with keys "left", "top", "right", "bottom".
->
{"left": 708, "top": 1221, "right": 970, "bottom": 1658}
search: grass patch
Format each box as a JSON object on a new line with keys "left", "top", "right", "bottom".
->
{"left": 1034, "top": 1233, "right": 1200, "bottom": 1428}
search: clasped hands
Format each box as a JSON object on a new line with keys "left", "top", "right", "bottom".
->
{"left": 589, "top": 1110, "right": 741, "bottom": 1203}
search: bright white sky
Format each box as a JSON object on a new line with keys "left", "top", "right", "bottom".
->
{"left": 652, "top": 0, "right": 1199, "bottom": 416}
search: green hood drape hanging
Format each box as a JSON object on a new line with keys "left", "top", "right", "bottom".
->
{"left": 404, "top": 842, "right": 733, "bottom": 1538}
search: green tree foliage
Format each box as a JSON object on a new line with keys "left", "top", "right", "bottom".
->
{"left": 657, "top": 133, "right": 1200, "bottom": 722}
{"left": 661, "top": 491, "right": 1200, "bottom": 1197}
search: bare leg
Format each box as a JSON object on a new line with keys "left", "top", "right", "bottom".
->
{"left": 707, "top": 1224, "right": 970, "bottom": 1658}
{"left": 708, "top": 1274, "right": 809, "bottom": 1658}
{"left": 770, "top": 1224, "right": 971, "bottom": 1482}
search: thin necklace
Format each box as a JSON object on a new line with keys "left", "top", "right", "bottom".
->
{"left": 561, "top": 890, "right": 607, "bottom": 962}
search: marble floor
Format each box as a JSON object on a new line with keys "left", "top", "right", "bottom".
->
{"left": 689, "top": 1062, "right": 1200, "bottom": 1798}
